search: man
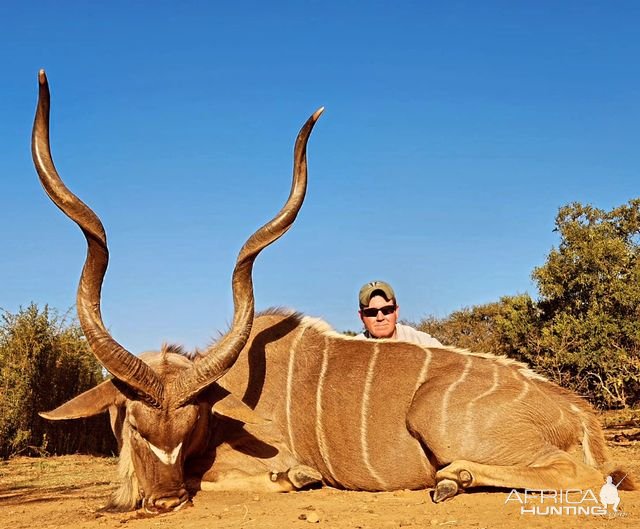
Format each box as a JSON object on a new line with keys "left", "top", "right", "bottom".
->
{"left": 356, "top": 281, "right": 442, "bottom": 346}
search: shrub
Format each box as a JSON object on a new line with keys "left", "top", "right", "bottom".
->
{"left": 0, "top": 303, "right": 116, "bottom": 458}
{"left": 418, "top": 200, "right": 640, "bottom": 409}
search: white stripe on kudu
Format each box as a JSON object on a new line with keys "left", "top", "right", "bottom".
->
{"left": 286, "top": 324, "right": 307, "bottom": 461}
{"left": 469, "top": 363, "right": 500, "bottom": 409}
{"left": 414, "top": 349, "right": 433, "bottom": 392}
{"left": 315, "top": 336, "right": 338, "bottom": 480}
{"left": 462, "top": 363, "right": 499, "bottom": 450}
{"left": 360, "top": 343, "right": 388, "bottom": 489}
{"left": 440, "top": 356, "right": 472, "bottom": 437}
{"left": 413, "top": 350, "right": 434, "bottom": 475}
{"left": 515, "top": 374, "right": 530, "bottom": 402}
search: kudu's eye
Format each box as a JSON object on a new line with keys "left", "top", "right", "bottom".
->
{"left": 128, "top": 417, "right": 140, "bottom": 435}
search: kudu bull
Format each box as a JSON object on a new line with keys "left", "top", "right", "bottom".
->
{"left": 35, "top": 72, "right": 633, "bottom": 514}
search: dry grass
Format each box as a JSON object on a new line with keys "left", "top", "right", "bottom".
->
{"left": 0, "top": 455, "right": 117, "bottom": 507}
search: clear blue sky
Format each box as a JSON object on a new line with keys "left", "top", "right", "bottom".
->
{"left": 2, "top": 1, "right": 639, "bottom": 353}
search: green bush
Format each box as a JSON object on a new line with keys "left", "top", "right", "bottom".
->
{"left": 532, "top": 200, "right": 640, "bottom": 408}
{"left": 418, "top": 294, "right": 538, "bottom": 359}
{"left": 0, "top": 303, "right": 117, "bottom": 458}
{"left": 419, "top": 200, "right": 640, "bottom": 409}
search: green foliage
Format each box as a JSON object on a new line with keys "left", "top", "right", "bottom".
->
{"left": 0, "top": 303, "right": 116, "bottom": 458}
{"left": 419, "top": 199, "right": 640, "bottom": 409}
{"left": 532, "top": 200, "right": 640, "bottom": 407}
{"left": 418, "top": 294, "right": 538, "bottom": 360}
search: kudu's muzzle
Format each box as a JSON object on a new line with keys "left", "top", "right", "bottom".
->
{"left": 142, "top": 486, "right": 190, "bottom": 514}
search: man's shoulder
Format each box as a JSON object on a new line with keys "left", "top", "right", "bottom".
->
{"left": 395, "top": 324, "right": 443, "bottom": 347}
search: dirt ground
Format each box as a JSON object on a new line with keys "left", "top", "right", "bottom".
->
{"left": 1, "top": 412, "right": 639, "bottom": 529}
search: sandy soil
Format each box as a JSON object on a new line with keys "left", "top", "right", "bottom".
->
{"left": 1, "top": 415, "right": 638, "bottom": 529}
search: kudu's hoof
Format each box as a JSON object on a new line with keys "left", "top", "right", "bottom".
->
{"left": 433, "top": 479, "right": 459, "bottom": 503}
{"left": 288, "top": 465, "right": 323, "bottom": 489}
{"left": 458, "top": 470, "right": 472, "bottom": 487}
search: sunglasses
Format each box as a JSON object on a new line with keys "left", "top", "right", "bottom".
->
{"left": 361, "top": 305, "right": 397, "bottom": 318}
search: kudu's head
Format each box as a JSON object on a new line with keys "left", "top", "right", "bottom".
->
{"left": 32, "top": 70, "right": 322, "bottom": 513}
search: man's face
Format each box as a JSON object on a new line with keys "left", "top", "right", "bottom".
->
{"left": 359, "top": 295, "right": 399, "bottom": 339}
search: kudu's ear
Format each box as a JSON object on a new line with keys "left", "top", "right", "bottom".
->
{"left": 39, "top": 380, "right": 121, "bottom": 420}
{"left": 209, "top": 385, "right": 270, "bottom": 425}
{"left": 212, "top": 394, "right": 270, "bottom": 425}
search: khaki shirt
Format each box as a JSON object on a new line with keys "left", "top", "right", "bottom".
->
{"left": 356, "top": 323, "right": 443, "bottom": 347}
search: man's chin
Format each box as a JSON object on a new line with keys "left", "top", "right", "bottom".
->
{"left": 371, "top": 327, "right": 394, "bottom": 339}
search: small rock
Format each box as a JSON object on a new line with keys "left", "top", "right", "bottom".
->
{"left": 306, "top": 511, "right": 321, "bottom": 523}
{"left": 430, "top": 519, "right": 439, "bottom": 526}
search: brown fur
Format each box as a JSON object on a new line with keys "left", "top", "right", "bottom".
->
{"left": 44, "top": 309, "right": 634, "bottom": 512}
{"left": 210, "top": 309, "right": 635, "bottom": 496}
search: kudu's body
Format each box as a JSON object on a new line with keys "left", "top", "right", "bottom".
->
{"left": 203, "top": 310, "right": 633, "bottom": 501}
